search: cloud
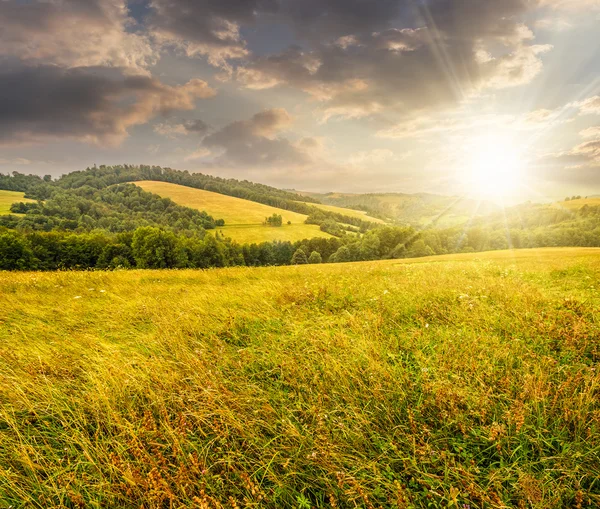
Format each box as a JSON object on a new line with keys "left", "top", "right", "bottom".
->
{"left": 154, "top": 119, "right": 210, "bottom": 137}
{"left": 148, "top": 0, "right": 278, "bottom": 70}
{"left": 0, "top": 64, "right": 216, "bottom": 146}
{"left": 200, "top": 108, "right": 313, "bottom": 168}
{"left": 236, "top": 1, "right": 553, "bottom": 120}
{"left": 580, "top": 126, "right": 600, "bottom": 139}
{"left": 574, "top": 96, "right": 600, "bottom": 116}
{"left": 0, "top": 0, "right": 158, "bottom": 74}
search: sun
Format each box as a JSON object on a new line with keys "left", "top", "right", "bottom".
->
{"left": 463, "top": 133, "right": 525, "bottom": 202}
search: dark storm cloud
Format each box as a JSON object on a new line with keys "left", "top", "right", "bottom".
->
{"left": 0, "top": 64, "right": 215, "bottom": 145}
{"left": 200, "top": 108, "right": 313, "bottom": 167}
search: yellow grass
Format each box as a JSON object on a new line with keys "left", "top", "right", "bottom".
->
{"left": 556, "top": 197, "right": 600, "bottom": 210}
{"left": 1, "top": 248, "right": 599, "bottom": 507}
{"left": 298, "top": 201, "right": 387, "bottom": 224}
{"left": 136, "top": 181, "right": 309, "bottom": 225}
{"left": 0, "top": 190, "right": 35, "bottom": 215}
{"left": 135, "top": 181, "right": 332, "bottom": 243}
{"left": 215, "top": 224, "right": 332, "bottom": 243}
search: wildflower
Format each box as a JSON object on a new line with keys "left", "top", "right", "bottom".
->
{"left": 425, "top": 323, "right": 429, "bottom": 328}
{"left": 100, "top": 290, "right": 106, "bottom": 293}
{"left": 383, "top": 290, "right": 389, "bottom": 295}
{"left": 74, "top": 296, "right": 82, "bottom": 299}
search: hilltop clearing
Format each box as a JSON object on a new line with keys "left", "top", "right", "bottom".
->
{"left": 136, "top": 181, "right": 332, "bottom": 243}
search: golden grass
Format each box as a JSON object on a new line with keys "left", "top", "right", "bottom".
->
{"left": 0, "top": 190, "right": 35, "bottom": 215}
{"left": 135, "top": 181, "right": 333, "bottom": 243}
{"left": 136, "top": 181, "right": 309, "bottom": 225}
{"left": 214, "top": 224, "right": 332, "bottom": 244}
{"left": 555, "top": 198, "right": 600, "bottom": 210}
{"left": 297, "top": 201, "right": 387, "bottom": 224}
{"left": 1, "top": 247, "right": 599, "bottom": 507}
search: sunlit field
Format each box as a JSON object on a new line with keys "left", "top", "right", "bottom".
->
{"left": 1, "top": 248, "right": 599, "bottom": 508}
{"left": 214, "top": 223, "right": 332, "bottom": 244}
{"left": 0, "top": 190, "right": 35, "bottom": 215}
{"left": 135, "top": 181, "right": 331, "bottom": 243}
{"left": 297, "top": 201, "right": 387, "bottom": 224}
{"left": 556, "top": 198, "right": 600, "bottom": 210}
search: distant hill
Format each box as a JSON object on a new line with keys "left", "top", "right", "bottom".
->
{"left": 555, "top": 197, "right": 600, "bottom": 210}
{"left": 298, "top": 191, "right": 499, "bottom": 227}
{"left": 135, "top": 181, "right": 332, "bottom": 244}
{"left": 296, "top": 201, "right": 387, "bottom": 224}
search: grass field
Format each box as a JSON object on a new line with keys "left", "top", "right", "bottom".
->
{"left": 1, "top": 248, "right": 599, "bottom": 507}
{"left": 135, "top": 181, "right": 331, "bottom": 243}
{"left": 556, "top": 198, "right": 600, "bottom": 210}
{"left": 297, "top": 202, "right": 387, "bottom": 224}
{"left": 0, "top": 190, "right": 35, "bottom": 215}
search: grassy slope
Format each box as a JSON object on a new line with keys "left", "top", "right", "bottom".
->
{"left": 555, "top": 198, "right": 600, "bottom": 210}
{"left": 0, "top": 190, "right": 35, "bottom": 215}
{"left": 301, "top": 192, "right": 497, "bottom": 227}
{"left": 1, "top": 248, "right": 599, "bottom": 508}
{"left": 135, "top": 181, "right": 331, "bottom": 243}
{"left": 296, "top": 201, "right": 387, "bottom": 224}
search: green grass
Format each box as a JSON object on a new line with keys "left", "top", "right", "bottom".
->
{"left": 0, "top": 190, "right": 35, "bottom": 215}
{"left": 135, "top": 181, "right": 332, "bottom": 243}
{"left": 1, "top": 248, "right": 599, "bottom": 508}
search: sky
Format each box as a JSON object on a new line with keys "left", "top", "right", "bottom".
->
{"left": 0, "top": 0, "right": 599, "bottom": 202}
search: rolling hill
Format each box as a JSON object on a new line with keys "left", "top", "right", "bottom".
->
{"left": 0, "top": 190, "right": 35, "bottom": 215}
{"left": 297, "top": 201, "right": 387, "bottom": 224}
{"left": 300, "top": 191, "right": 499, "bottom": 227}
{"left": 556, "top": 197, "right": 600, "bottom": 210}
{"left": 135, "top": 181, "right": 332, "bottom": 243}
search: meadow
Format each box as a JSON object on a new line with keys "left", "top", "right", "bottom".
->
{"left": 556, "top": 198, "right": 600, "bottom": 210}
{"left": 0, "top": 190, "right": 35, "bottom": 215}
{"left": 135, "top": 181, "right": 331, "bottom": 243}
{"left": 296, "top": 202, "right": 387, "bottom": 224}
{"left": 1, "top": 248, "right": 599, "bottom": 508}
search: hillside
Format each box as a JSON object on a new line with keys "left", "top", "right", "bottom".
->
{"left": 297, "top": 201, "right": 387, "bottom": 224}
{"left": 135, "top": 181, "right": 332, "bottom": 243}
{"left": 556, "top": 197, "right": 600, "bottom": 210}
{"left": 1, "top": 248, "right": 599, "bottom": 507}
{"left": 301, "top": 191, "right": 499, "bottom": 227}
{"left": 0, "top": 190, "right": 35, "bottom": 215}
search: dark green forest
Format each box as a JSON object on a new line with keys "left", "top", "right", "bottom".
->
{"left": 1, "top": 165, "right": 600, "bottom": 271}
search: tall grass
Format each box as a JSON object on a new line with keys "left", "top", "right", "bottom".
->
{"left": 1, "top": 248, "right": 599, "bottom": 508}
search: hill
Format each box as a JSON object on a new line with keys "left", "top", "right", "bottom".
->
{"left": 297, "top": 201, "right": 387, "bottom": 224}
{"left": 301, "top": 191, "right": 499, "bottom": 227}
{"left": 1, "top": 248, "right": 599, "bottom": 507}
{"left": 135, "top": 181, "right": 332, "bottom": 243}
{"left": 556, "top": 197, "right": 600, "bottom": 210}
{"left": 0, "top": 190, "right": 35, "bottom": 215}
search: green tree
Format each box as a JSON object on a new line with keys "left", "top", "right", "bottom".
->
{"left": 0, "top": 231, "right": 35, "bottom": 270}
{"left": 132, "top": 227, "right": 184, "bottom": 269}
{"left": 406, "top": 239, "right": 435, "bottom": 258}
{"left": 308, "top": 251, "right": 322, "bottom": 264}
{"left": 330, "top": 245, "right": 351, "bottom": 263}
{"left": 291, "top": 248, "right": 308, "bottom": 265}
